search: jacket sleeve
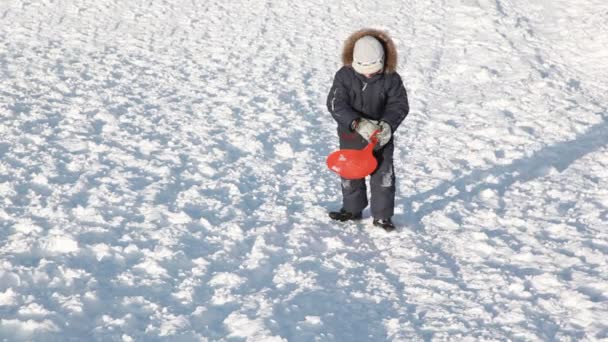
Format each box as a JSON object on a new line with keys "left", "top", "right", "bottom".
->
{"left": 327, "top": 68, "right": 360, "bottom": 130}
{"left": 382, "top": 73, "right": 409, "bottom": 132}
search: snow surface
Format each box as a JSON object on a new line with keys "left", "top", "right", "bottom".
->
{"left": 1, "top": 0, "right": 608, "bottom": 340}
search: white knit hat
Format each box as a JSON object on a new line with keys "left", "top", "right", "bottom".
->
{"left": 352, "top": 36, "right": 384, "bottom": 75}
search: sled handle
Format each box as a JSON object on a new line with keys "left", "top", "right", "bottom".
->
{"left": 363, "top": 130, "right": 381, "bottom": 153}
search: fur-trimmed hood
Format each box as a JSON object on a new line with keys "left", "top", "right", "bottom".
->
{"left": 342, "top": 28, "right": 398, "bottom": 74}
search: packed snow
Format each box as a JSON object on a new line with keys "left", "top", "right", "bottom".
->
{"left": 1, "top": 0, "right": 607, "bottom": 340}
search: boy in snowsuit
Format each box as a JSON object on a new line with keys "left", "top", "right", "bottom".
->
{"left": 327, "top": 29, "right": 409, "bottom": 231}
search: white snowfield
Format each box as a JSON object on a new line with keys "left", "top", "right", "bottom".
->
{"left": 1, "top": 0, "right": 607, "bottom": 340}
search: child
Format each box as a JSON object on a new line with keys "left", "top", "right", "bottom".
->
{"left": 326, "top": 28, "right": 409, "bottom": 231}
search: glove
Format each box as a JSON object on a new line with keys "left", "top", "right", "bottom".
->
{"left": 376, "top": 121, "right": 392, "bottom": 147}
{"left": 352, "top": 118, "right": 381, "bottom": 143}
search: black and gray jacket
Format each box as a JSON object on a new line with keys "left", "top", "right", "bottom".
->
{"left": 327, "top": 29, "right": 409, "bottom": 133}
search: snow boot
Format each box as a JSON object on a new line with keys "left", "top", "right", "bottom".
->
{"left": 329, "top": 208, "right": 362, "bottom": 222}
{"left": 373, "top": 218, "right": 395, "bottom": 232}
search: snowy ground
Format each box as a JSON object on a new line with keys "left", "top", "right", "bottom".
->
{"left": 1, "top": 0, "right": 608, "bottom": 340}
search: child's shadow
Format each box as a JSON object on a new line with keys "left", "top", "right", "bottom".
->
{"left": 398, "top": 111, "right": 608, "bottom": 227}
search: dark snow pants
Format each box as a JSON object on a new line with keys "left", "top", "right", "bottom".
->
{"left": 338, "top": 130, "right": 396, "bottom": 219}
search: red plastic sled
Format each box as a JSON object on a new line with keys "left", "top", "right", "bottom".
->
{"left": 326, "top": 131, "right": 379, "bottom": 179}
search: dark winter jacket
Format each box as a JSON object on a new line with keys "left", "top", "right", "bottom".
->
{"left": 327, "top": 29, "right": 409, "bottom": 133}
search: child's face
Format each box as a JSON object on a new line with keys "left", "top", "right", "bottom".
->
{"left": 363, "top": 70, "right": 381, "bottom": 79}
